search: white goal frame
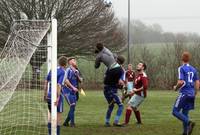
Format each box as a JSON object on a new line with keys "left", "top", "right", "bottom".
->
{"left": 47, "top": 19, "right": 57, "bottom": 135}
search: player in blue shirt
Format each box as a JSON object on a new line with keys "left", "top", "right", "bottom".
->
{"left": 62, "top": 57, "right": 83, "bottom": 127}
{"left": 44, "top": 56, "right": 68, "bottom": 135}
{"left": 104, "top": 55, "right": 125, "bottom": 127}
{"left": 172, "top": 52, "right": 199, "bottom": 135}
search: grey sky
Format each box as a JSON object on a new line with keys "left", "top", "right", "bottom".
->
{"left": 111, "top": 0, "right": 200, "bottom": 34}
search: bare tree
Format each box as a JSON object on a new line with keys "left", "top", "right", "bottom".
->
{"left": 0, "top": 0, "right": 126, "bottom": 88}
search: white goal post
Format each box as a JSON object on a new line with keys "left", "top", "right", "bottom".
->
{"left": 0, "top": 19, "right": 58, "bottom": 135}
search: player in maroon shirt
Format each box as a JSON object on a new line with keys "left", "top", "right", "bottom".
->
{"left": 124, "top": 62, "right": 148, "bottom": 125}
{"left": 126, "top": 64, "right": 135, "bottom": 94}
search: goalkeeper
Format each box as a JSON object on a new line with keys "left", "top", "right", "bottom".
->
{"left": 95, "top": 43, "right": 125, "bottom": 126}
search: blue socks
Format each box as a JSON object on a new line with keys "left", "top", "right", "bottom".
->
{"left": 47, "top": 123, "right": 61, "bottom": 135}
{"left": 172, "top": 108, "right": 189, "bottom": 134}
{"left": 105, "top": 104, "right": 124, "bottom": 124}
{"left": 57, "top": 125, "right": 60, "bottom": 135}
{"left": 48, "top": 123, "right": 51, "bottom": 135}
{"left": 105, "top": 104, "right": 114, "bottom": 123}
{"left": 69, "top": 105, "right": 75, "bottom": 124}
{"left": 182, "top": 110, "right": 189, "bottom": 134}
{"left": 114, "top": 104, "right": 124, "bottom": 124}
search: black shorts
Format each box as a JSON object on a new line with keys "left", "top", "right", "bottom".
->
{"left": 104, "top": 66, "right": 123, "bottom": 85}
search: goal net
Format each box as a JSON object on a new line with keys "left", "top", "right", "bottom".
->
{"left": 0, "top": 20, "right": 53, "bottom": 135}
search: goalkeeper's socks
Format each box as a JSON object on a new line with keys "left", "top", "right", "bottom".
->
{"left": 114, "top": 105, "right": 124, "bottom": 123}
{"left": 105, "top": 104, "right": 114, "bottom": 123}
{"left": 47, "top": 123, "right": 51, "bottom": 135}
{"left": 57, "top": 125, "right": 60, "bottom": 135}
{"left": 134, "top": 110, "right": 142, "bottom": 124}
{"left": 125, "top": 109, "right": 132, "bottom": 124}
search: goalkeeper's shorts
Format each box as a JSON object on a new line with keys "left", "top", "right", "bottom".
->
{"left": 104, "top": 85, "right": 122, "bottom": 106}
{"left": 47, "top": 95, "right": 64, "bottom": 113}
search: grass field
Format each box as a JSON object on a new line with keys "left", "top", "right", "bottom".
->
{"left": 0, "top": 90, "right": 200, "bottom": 135}
{"left": 61, "top": 90, "right": 200, "bottom": 135}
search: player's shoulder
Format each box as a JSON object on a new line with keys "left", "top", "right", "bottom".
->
{"left": 141, "top": 72, "right": 148, "bottom": 78}
{"left": 184, "top": 64, "right": 197, "bottom": 71}
{"left": 57, "top": 66, "right": 65, "bottom": 74}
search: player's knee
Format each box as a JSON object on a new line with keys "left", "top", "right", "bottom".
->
{"left": 109, "top": 103, "right": 114, "bottom": 108}
{"left": 57, "top": 113, "right": 62, "bottom": 125}
{"left": 172, "top": 108, "right": 178, "bottom": 116}
{"left": 118, "top": 104, "right": 124, "bottom": 110}
{"left": 70, "top": 104, "right": 76, "bottom": 111}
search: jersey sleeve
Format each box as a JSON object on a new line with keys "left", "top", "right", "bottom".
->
{"left": 57, "top": 70, "right": 65, "bottom": 86}
{"left": 178, "top": 67, "right": 184, "bottom": 80}
{"left": 120, "top": 70, "right": 126, "bottom": 81}
{"left": 141, "top": 76, "right": 148, "bottom": 97}
{"left": 95, "top": 54, "right": 101, "bottom": 69}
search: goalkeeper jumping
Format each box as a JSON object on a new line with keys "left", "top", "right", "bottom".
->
{"left": 95, "top": 43, "right": 125, "bottom": 127}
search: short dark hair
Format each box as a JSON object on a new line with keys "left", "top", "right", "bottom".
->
{"left": 67, "top": 57, "right": 76, "bottom": 63}
{"left": 140, "top": 61, "right": 147, "bottom": 70}
{"left": 182, "top": 51, "right": 191, "bottom": 63}
{"left": 95, "top": 43, "right": 104, "bottom": 52}
{"left": 117, "top": 55, "right": 125, "bottom": 65}
{"left": 58, "top": 56, "right": 67, "bottom": 67}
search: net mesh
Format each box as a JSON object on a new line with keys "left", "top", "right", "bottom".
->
{"left": 0, "top": 20, "right": 51, "bottom": 135}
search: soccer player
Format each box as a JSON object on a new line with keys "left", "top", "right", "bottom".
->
{"left": 122, "top": 64, "right": 135, "bottom": 102}
{"left": 172, "top": 51, "right": 199, "bottom": 135}
{"left": 62, "top": 57, "right": 83, "bottom": 127}
{"left": 103, "top": 55, "right": 125, "bottom": 127}
{"left": 126, "top": 64, "right": 135, "bottom": 94}
{"left": 95, "top": 43, "right": 123, "bottom": 86}
{"left": 44, "top": 56, "right": 68, "bottom": 135}
{"left": 124, "top": 62, "right": 148, "bottom": 125}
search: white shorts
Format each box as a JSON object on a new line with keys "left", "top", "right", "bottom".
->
{"left": 128, "top": 94, "right": 144, "bottom": 109}
{"left": 127, "top": 82, "right": 134, "bottom": 94}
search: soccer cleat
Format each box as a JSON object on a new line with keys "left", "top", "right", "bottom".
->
{"left": 182, "top": 133, "right": 187, "bottom": 135}
{"left": 136, "top": 122, "right": 143, "bottom": 125}
{"left": 122, "top": 123, "right": 128, "bottom": 126}
{"left": 113, "top": 122, "right": 125, "bottom": 127}
{"left": 104, "top": 122, "right": 111, "bottom": 127}
{"left": 188, "top": 121, "right": 195, "bottom": 135}
{"left": 70, "top": 123, "right": 76, "bottom": 128}
{"left": 63, "top": 122, "right": 69, "bottom": 127}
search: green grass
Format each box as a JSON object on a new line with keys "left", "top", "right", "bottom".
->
{"left": 62, "top": 90, "right": 200, "bottom": 135}
{"left": 1, "top": 90, "right": 200, "bottom": 135}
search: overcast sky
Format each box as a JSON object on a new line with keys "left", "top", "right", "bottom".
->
{"left": 110, "top": 0, "right": 200, "bottom": 34}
